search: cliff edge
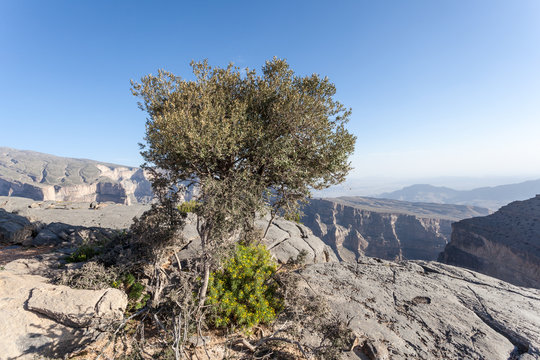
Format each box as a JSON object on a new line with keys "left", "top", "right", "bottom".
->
{"left": 439, "top": 195, "right": 540, "bottom": 289}
{"left": 302, "top": 197, "right": 490, "bottom": 262}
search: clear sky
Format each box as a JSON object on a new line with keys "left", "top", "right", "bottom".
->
{"left": 1, "top": 0, "right": 539, "bottom": 189}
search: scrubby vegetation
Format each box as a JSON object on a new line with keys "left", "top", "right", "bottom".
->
{"left": 206, "top": 244, "right": 281, "bottom": 329}
{"left": 55, "top": 58, "right": 355, "bottom": 359}
{"left": 64, "top": 243, "right": 101, "bottom": 263}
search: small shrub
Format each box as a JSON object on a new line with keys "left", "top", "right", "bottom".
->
{"left": 207, "top": 244, "right": 282, "bottom": 330}
{"left": 56, "top": 261, "right": 119, "bottom": 290}
{"left": 65, "top": 244, "right": 100, "bottom": 263}
{"left": 287, "top": 249, "right": 309, "bottom": 266}
{"left": 284, "top": 211, "right": 303, "bottom": 224}
{"left": 113, "top": 273, "right": 151, "bottom": 313}
{"left": 177, "top": 200, "right": 200, "bottom": 214}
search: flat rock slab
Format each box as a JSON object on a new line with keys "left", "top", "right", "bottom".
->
{"left": 297, "top": 258, "right": 540, "bottom": 360}
{"left": 27, "top": 286, "right": 127, "bottom": 329}
{"left": 0, "top": 257, "right": 127, "bottom": 359}
{"left": 0, "top": 196, "right": 150, "bottom": 230}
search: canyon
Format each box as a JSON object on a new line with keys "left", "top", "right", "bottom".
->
{"left": 301, "top": 197, "right": 490, "bottom": 262}
{"left": 0, "top": 147, "right": 152, "bottom": 205}
{"left": 439, "top": 194, "right": 540, "bottom": 289}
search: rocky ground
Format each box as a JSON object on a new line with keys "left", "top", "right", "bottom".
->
{"left": 299, "top": 258, "right": 540, "bottom": 360}
{"left": 1, "top": 197, "right": 539, "bottom": 359}
{"left": 0, "top": 253, "right": 127, "bottom": 359}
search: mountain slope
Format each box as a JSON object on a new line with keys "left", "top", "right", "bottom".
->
{"left": 378, "top": 180, "right": 540, "bottom": 210}
{"left": 0, "top": 147, "right": 152, "bottom": 204}
{"left": 439, "top": 195, "right": 540, "bottom": 288}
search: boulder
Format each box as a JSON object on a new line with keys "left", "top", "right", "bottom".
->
{"left": 0, "top": 208, "right": 34, "bottom": 244}
{"left": 254, "top": 216, "right": 338, "bottom": 263}
{"left": 176, "top": 213, "right": 338, "bottom": 264}
{"left": 27, "top": 286, "right": 127, "bottom": 329}
{"left": 0, "top": 255, "right": 127, "bottom": 359}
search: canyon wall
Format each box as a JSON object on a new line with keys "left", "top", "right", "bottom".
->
{"left": 302, "top": 197, "right": 489, "bottom": 262}
{"left": 0, "top": 147, "right": 153, "bottom": 204}
{"left": 439, "top": 195, "right": 540, "bottom": 288}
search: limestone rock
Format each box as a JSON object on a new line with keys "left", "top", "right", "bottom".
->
{"left": 255, "top": 216, "right": 338, "bottom": 263}
{"left": 0, "top": 147, "right": 153, "bottom": 204}
{"left": 301, "top": 197, "right": 490, "bottom": 262}
{"left": 296, "top": 259, "right": 540, "bottom": 359}
{"left": 439, "top": 195, "right": 540, "bottom": 289}
{"left": 0, "top": 254, "right": 126, "bottom": 359}
{"left": 27, "top": 286, "right": 127, "bottom": 329}
{"left": 176, "top": 213, "right": 338, "bottom": 264}
{"left": 0, "top": 195, "right": 150, "bottom": 230}
{"left": 0, "top": 208, "right": 34, "bottom": 244}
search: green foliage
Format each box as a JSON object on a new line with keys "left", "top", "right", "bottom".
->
{"left": 284, "top": 211, "right": 303, "bottom": 224}
{"left": 132, "top": 57, "right": 356, "bottom": 242}
{"left": 178, "top": 199, "right": 200, "bottom": 213}
{"left": 65, "top": 244, "right": 100, "bottom": 263}
{"left": 132, "top": 57, "right": 356, "bottom": 308}
{"left": 112, "top": 273, "right": 151, "bottom": 313}
{"left": 206, "top": 244, "right": 281, "bottom": 329}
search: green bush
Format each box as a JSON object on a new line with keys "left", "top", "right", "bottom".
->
{"left": 206, "top": 244, "right": 282, "bottom": 330}
{"left": 65, "top": 244, "right": 100, "bottom": 263}
{"left": 112, "top": 273, "right": 150, "bottom": 313}
{"left": 284, "top": 211, "right": 303, "bottom": 224}
{"left": 178, "top": 200, "right": 200, "bottom": 213}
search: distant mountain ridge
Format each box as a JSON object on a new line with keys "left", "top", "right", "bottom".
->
{"left": 0, "top": 147, "right": 152, "bottom": 204}
{"left": 377, "top": 180, "right": 540, "bottom": 210}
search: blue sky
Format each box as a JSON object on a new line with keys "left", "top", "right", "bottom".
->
{"left": 1, "top": 1, "right": 539, "bottom": 190}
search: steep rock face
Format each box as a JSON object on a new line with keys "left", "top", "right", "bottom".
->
{"left": 439, "top": 195, "right": 540, "bottom": 289}
{"left": 296, "top": 259, "right": 540, "bottom": 359}
{"left": 0, "top": 147, "right": 152, "bottom": 204}
{"left": 302, "top": 198, "right": 489, "bottom": 262}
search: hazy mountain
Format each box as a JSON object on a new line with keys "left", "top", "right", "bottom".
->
{"left": 377, "top": 180, "right": 540, "bottom": 210}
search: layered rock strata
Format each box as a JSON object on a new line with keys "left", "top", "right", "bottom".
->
{"left": 439, "top": 195, "right": 540, "bottom": 289}
{"left": 302, "top": 198, "right": 489, "bottom": 262}
{"left": 0, "top": 147, "right": 152, "bottom": 204}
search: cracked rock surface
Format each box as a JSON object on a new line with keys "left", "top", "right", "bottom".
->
{"left": 297, "top": 257, "right": 540, "bottom": 360}
{"left": 176, "top": 213, "right": 338, "bottom": 264}
{"left": 0, "top": 255, "right": 127, "bottom": 360}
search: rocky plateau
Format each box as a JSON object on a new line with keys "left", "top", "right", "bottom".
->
{"left": 0, "top": 191, "right": 539, "bottom": 359}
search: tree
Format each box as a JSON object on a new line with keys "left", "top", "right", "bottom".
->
{"left": 131, "top": 58, "right": 356, "bottom": 306}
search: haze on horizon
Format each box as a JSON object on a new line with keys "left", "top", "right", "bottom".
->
{"left": 1, "top": 1, "right": 539, "bottom": 191}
